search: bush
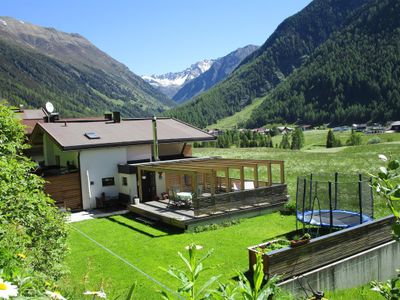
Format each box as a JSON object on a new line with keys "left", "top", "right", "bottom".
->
{"left": 346, "top": 130, "right": 363, "bottom": 146}
{"left": 367, "top": 137, "right": 381, "bottom": 144}
{"left": 0, "top": 103, "right": 68, "bottom": 297}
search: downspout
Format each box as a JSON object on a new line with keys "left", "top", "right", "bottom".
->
{"left": 152, "top": 116, "right": 160, "bottom": 161}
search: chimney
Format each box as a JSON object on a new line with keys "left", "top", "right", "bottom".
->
{"left": 152, "top": 116, "right": 159, "bottom": 161}
{"left": 112, "top": 111, "right": 121, "bottom": 123}
{"left": 104, "top": 113, "right": 113, "bottom": 121}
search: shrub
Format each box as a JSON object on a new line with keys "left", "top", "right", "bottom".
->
{"left": 346, "top": 130, "right": 363, "bottom": 146}
{"left": 0, "top": 103, "right": 68, "bottom": 297}
{"left": 367, "top": 137, "right": 381, "bottom": 144}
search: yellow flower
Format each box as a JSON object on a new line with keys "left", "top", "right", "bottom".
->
{"left": 16, "top": 253, "right": 26, "bottom": 260}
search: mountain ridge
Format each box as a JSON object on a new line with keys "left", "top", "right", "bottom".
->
{"left": 173, "top": 45, "right": 258, "bottom": 104}
{"left": 0, "top": 16, "right": 174, "bottom": 116}
{"left": 164, "top": 0, "right": 369, "bottom": 128}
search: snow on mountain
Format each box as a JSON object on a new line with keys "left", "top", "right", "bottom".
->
{"left": 142, "top": 59, "right": 214, "bottom": 98}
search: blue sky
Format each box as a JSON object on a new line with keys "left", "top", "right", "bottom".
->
{"left": 2, "top": 0, "right": 312, "bottom": 75}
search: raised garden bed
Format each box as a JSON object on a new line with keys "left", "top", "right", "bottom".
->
{"left": 248, "top": 216, "right": 394, "bottom": 280}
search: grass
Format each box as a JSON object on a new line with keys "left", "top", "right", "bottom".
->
{"left": 62, "top": 212, "right": 295, "bottom": 299}
{"left": 62, "top": 138, "right": 400, "bottom": 299}
{"left": 207, "top": 97, "right": 264, "bottom": 130}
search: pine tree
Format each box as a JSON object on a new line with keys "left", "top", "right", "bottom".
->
{"left": 280, "top": 134, "right": 291, "bottom": 149}
{"left": 326, "top": 130, "right": 335, "bottom": 148}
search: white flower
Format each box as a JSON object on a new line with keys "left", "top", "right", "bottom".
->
{"left": 379, "top": 154, "right": 388, "bottom": 162}
{"left": 45, "top": 290, "right": 67, "bottom": 300}
{"left": 185, "top": 244, "right": 203, "bottom": 250}
{"left": 83, "top": 290, "right": 107, "bottom": 299}
{"left": 0, "top": 278, "right": 18, "bottom": 299}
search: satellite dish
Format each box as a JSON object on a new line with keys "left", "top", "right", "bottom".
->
{"left": 45, "top": 101, "right": 54, "bottom": 114}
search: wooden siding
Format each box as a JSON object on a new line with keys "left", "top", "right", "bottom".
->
{"left": 45, "top": 172, "right": 82, "bottom": 211}
{"left": 248, "top": 216, "right": 394, "bottom": 280}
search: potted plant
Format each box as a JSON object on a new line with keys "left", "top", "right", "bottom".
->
{"left": 290, "top": 233, "right": 311, "bottom": 247}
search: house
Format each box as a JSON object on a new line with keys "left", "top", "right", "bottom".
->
{"left": 352, "top": 124, "right": 367, "bottom": 132}
{"left": 277, "top": 126, "right": 293, "bottom": 134}
{"left": 14, "top": 106, "right": 47, "bottom": 136}
{"left": 366, "top": 123, "right": 385, "bottom": 134}
{"left": 387, "top": 121, "right": 400, "bottom": 132}
{"left": 29, "top": 115, "right": 215, "bottom": 211}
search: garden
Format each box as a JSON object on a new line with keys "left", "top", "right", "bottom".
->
{"left": 60, "top": 138, "right": 400, "bottom": 299}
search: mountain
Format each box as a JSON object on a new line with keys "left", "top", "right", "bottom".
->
{"left": 164, "top": 0, "right": 369, "bottom": 128}
{"left": 0, "top": 17, "right": 174, "bottom": 117}
{"left": 247, "top": 0, "right": 400, "bottom": 127}
{"left": 142, "top": 59, "right": 214, "bottom": 98}
{"left": 173, "top": 45, "right": 258, "bottom": 104}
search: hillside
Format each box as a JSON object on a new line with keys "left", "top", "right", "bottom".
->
{"left": 0, "top": 17, "right": 174, "bottom": 117}
{"left": 142, "top": 59, "right": 214, "bottom": 98}
{"left": 164, "top": 0, "right": 368, "bottom": 128}
{"left": 173, "top": 45, "right": 258, "bottom": 103}
{"left": 247, "top": 0, "right": 400, "bottom": 127}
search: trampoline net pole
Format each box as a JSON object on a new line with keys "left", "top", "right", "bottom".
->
{"left": 302, "top": 178, "right": 307, "bottom": 231}
{"left": 370, "top": 177, "right": 374, "bottom": 219}
{"left": 358, "top": 174, "right": 363, "bottom": 224}
{"left": 296, "top": 177, "right": 299, "bottom": 231}
{"left": 329, "top": 181, "right": 333, "bottom": 229}
{"left": 334, "top": 172, "right": 338, "bottom": 210}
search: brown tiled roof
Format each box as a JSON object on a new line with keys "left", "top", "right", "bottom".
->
{"left": 33, "top": 118, "right": 215, "bottom": 150}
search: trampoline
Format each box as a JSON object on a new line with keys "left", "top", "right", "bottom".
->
{"left": 296, "top": 173, "right": 374, "bottom": 230}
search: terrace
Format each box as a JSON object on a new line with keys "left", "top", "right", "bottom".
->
{"left": 128, "top": 157, "right": 288, "bottom": 229}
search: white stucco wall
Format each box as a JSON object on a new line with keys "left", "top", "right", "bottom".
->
{"left": 155, "top": 172, "right": 166, "bottom": 198}
{"left": 159, "top": 143, "right": 184, "bottom": 156}
{"left": 127, "top": 144, "right": 151, "bottom": 162}
{"left": 118, "top": 173, "right": 138, "bottom": 201}
{"left": 80, "top": 147, "right": 127, "bottom": 209}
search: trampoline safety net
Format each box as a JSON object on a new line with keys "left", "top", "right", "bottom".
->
{"left": 296, "top": 173, "right": 374, "bottom": 229}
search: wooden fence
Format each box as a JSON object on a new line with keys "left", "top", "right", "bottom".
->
{"left": 248, "top": 216, "right": 394, "bottom": 280}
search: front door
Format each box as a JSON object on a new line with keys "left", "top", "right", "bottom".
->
{"left": 141, "top": 171, "right": 156, "bottom": 202}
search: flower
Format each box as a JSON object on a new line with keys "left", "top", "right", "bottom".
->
{"left": 45, "top": 290, "right": 67, "bottom": 300}
{"left": 83, "top": 290, "right": 107, "bottom": 299}
{"left": 185, "top": 244, "right": 203, "bottom": 250}
{"left": 378, "top": 154, "right": 388, "bottom": 162}
{"left": 16, "top": 253, "right": 26, "bottom": 260}
{"left": 0, "top": 278, "right": 18, "bottom": 299}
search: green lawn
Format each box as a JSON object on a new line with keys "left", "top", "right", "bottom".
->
{"left": 62, "top": 212, "right": 295, "bottom": 299}
{"left": 61, "top": 140, "right": 400, "bottom": 299}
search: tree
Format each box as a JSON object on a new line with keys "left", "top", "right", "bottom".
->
{"left": 326, "top": 130, "right": 335, "bottom": 148}
{"left": 291, "top": 128, "right": 305, "bottom": 150}
{"left": 0, "top": 103, "right": 68, "bottom": 296}
{"left": 280, "top": 134, "right": 291, "bottom": 149}
{"left": 346, "top": 129, "right": 362, "bottom": 146}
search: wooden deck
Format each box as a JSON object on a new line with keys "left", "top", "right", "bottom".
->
{"left": 129, "top": 184, "right": 288, "bottom": 230}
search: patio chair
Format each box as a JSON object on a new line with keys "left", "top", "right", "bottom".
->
{"left": 167, "top": 186, "right": 180, "bottom": 207}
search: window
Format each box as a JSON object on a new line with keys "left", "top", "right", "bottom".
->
{"left": 84, "top": 132, "right": 100, "bottom": 139}
{"left": 102, "top": 177, "right": 115, "bottom": 186}
{"left": 122, "top": 177, "right": 128, "bottom": 186}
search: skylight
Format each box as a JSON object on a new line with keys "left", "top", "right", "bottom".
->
{"left": 84, "top": 132, "right": 100, "bottom": 139}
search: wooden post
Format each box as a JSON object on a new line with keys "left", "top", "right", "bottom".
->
{"left": 254, "top": 164, "right": 259, "bottom": 188}
{"left": 280, "top": 161, "right": 285, "bottom": 183}
{"left": 137, "top": 167, "right": 143, "bottom": 202}
{"left": 179, "top": 174, "right": 183, "bottom": 192}
{"left": 267, "top": 162, "right": 272, "bottom": 186}
{"left": 225, "top": 168, "right": 231, "bottom": 192}
{"left": 211, "top": 170, "right": 216, "bottom": 195}
{"left": 240, "top": 166, "right": 245, "bottom": 190}
{"left": 191, "top": 172, "right": 198, "bottom": 197}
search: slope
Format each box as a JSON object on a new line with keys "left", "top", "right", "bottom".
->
{"left": 164, "top": 0, "right": 368, "bottom": 128}
{"left": 173, "top": 45, "right": 258, "bottom": 104}
{"left": 247, "top": 0, "right": 400, "bottom": 127}
{"left": 0, "top": 17, "right": 174, "bottom": 116}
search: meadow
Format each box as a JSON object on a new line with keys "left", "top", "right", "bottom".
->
{"left": 61, "top": 131, "right": 400, "bottom": 299}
